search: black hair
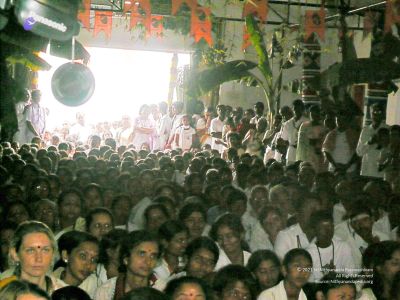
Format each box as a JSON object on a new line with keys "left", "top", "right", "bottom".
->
{"left": 144, "top": 204, "right": 170, "bottom": 224}
{"left": 209, "top": 213, "right": 244, "bottom": 242}
{"left": 51, "top": 285, "right": 91, "bottom": 300}
{"left": 158, "top": 220, "right": 188, "bottom": 242}
{"left": 282, "top": 248, "right": 312, "bottom": 269}
{"left": 363, "top": 241, "right": 400, "bottom": 296}
{"left": 58, "top": 188, "right": 83, "bottom": 207}
{"left": 178, "top": 203, "right": 207, "bottom": 222}
{"left": 309, "top": 210, "right": 333, "bottom": 228}
{"left": 110, "top": 194, "right": 131, "bottom": 210}
{"left": 317, "top": 272, "right": 356, "bottom": 297}
{"left": 85, "top": 207, "right": 114, "bottom": 231}
{"left": 213, "top": 265, "right": 258, "bottom": 299}
{"left": 247, "top": 249, "right": 281, "bottom": 273}
{"left": 226, "top": 190, "right": 247, "bottom": 207}
{"left": 185, "top": 237, "right": 219, "bottom": 265}
{"left": 58, "top": 230, "right": 98, "bottom": 256}
{"left": 120, "top": 287, "right": 168, "bottom": 300}
{"left": 165, "top": 276, "right": 212, "bottom": 300}
{"left": 98, "top": 229, "right": 128, "bottom": 265}
{"left": 119, "top": 230, "right": 160, "bottom": 273}
{"left": 258, "top": 205, "right": 283, "bottom": 224}
{"left": 0, "top": 279, "right": 51, "bottom": 299}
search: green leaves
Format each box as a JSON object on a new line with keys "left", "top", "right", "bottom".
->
{"left": 187, "top": 60, "right": 257, "bottom": 97}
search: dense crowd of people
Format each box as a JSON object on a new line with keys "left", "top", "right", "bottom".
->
{"left": 1, "top": 89, "right": 400, "bottom": 300}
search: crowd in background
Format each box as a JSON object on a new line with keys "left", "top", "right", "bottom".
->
{"left": 1, "top": 88, "right": 400, "bottom": 300}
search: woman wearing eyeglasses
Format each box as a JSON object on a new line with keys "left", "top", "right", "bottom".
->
{"left": 53, "top": 231, "right": 99, "bottom": 299}
{"left": 85, "top": 208, "right": 114, "bottom": 241}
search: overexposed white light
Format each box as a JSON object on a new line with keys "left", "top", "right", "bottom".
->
{"left": 38, "top": 48, "right": 190, "bottom": 131}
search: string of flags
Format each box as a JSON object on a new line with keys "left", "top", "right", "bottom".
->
{"left": 77, "top": 0, "right": 400, "bottom": 47}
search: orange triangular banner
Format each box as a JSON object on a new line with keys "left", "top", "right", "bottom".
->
{"left": 304, "top": 9, "right": 325, "bottom": 41}
{"left": 93, "top": 11, "right": 113, "bottom": 40}
{"left": 191, "top": 6, "right": 212, "bottom": 46}
{"left": 242, "top": 0, "right": 268, "bottom": 22}
{"left": 125, "top": 0, "right": 152, "bottom": 35}
{"left": 78, "top": 0, "right": 91, "bottom": 30}
{"left": 384, "top": 0, "right": 400, "bottom": 33}
{"left": 172, "top": 0, "right": 197, "bottom": 15}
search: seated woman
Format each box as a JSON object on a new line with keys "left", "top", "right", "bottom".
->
{"left": 358, "top": 241, "right": 400, "bottom": 300}
{"left": 178, "top": 203, "right": 210, "bottom": 242}
{"left": 258, "top": 248, "right": 312, "bottom": 300}
{"left": 153, "top": 237, "right": 219, "bottom": 291}
{"left": 94, "top": 230, "right": 161, "bottom": 300}
{"left": 53, "top": 231, "right": 99, "bottom": 299}
{"left": 154, "top": 221, "right": 189, "bottom": 280}
{"left": 85, "top": 208, "right": 114, "bottom": 241}
{"left": 0, "top": 221, "right": 65, "bottom": 295}
{"left": 165, "top": 276, "right": 212, "bottom": 300}
{"left": 55, "top": 189, "right": 85, "bottom": 240}
{"left": 247, "top": 250, "right": 282, "bottom": 294}
{"left": 144, "top": 204, "right": 170, "bottom": 236}
{"left": 249, "top": 206, "right": 285, "bottom": 252}
{"left": 0, "top": 279, "right": 50, "bottom": 300}
{"left": 213, "top": 264, "right": 258, "bottom": 300}
{"left": 209, "top": 213, "right": 251, "bottom": 270}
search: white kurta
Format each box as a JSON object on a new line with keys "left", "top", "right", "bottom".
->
{"left": 214, "top": 247, "right": 251, "bottom": 271}
{"left": 210, "top": 117, "right": 225, "bottom": 153}
{"left": 274, "top": 223, "right": 311, "bottom": 260}
{"left": 258, "top": 280, "right": 308, "bottom": 300}
{"left": 306, "top": 237, "right": 357, "bottom": 282}
{"left": 53, "top": 267, "right": 100, "bottom": 299}
{"left": 280, "top": 116, "right": 308, "bottom": 165}
{"left": 356, "top": 123, "right": 388, "bottom": 178}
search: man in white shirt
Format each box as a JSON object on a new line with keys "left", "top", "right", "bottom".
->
{"left": 155, "top": 101, "right": 172, "bottom": 151}
{"left": 24, "top": 89, "right": 48, "bottom": 143}
{"left": 274, "top": 193, "right": 321, "bottom": 259}
{"left": 210, "top": 104, "right": 226, "bottom": 154}
{"left": 373, "top": 195, "right": 400, "bottom": 240}
{"left": 166, "top": 101, "right": 184, "bottom": 149}
{"left": 306, "top": 210, "right": 356, "bottom": 282}
{"left": 69, "top": 112, "right": 91, "bottom": 145}
{"left": 334, "top": 204, "right": 389, "bottom": 268}
{"left": 322, "top": 111, "right": 359, "bottom": 174}
{"left": 250, "top": 101, "right": 267, "bottom": 127}
{"left": 279, "top": 99, "right": 308, "bottom": 165}
{"left": 357, "top": 103, "right": 388, "bottom": 177}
